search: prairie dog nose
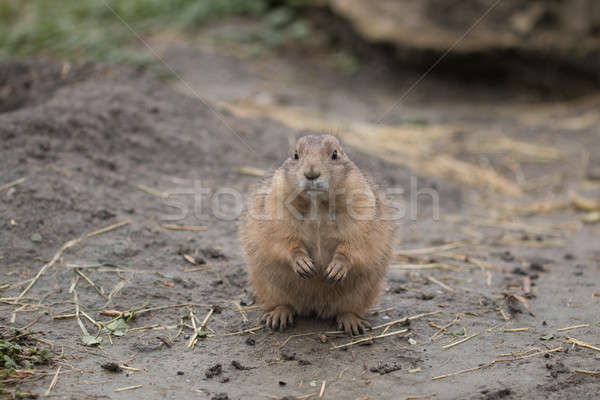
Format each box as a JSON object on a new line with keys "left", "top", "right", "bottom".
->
{"left": 304, "top": 170, "right": 321, "bottom": 181}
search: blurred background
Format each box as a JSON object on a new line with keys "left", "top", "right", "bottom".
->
{"left": 4, "top": 0, "right": 597, "bottom": 204}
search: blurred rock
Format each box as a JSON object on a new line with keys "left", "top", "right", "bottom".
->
{"left": 326, "top": 0, "right": 600, "bottom": 56}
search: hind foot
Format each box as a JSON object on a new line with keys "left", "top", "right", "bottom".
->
{"left": 262, "top": 305, "right": 295, "bottom": 332}
{"left": 336, "top": 312, "right": 371, "bottom": 336}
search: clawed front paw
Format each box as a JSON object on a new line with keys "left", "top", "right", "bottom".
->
{"left": 325, "top": 258, "right": 349, "bottom": 283}
{"left": 336, "top": 313, "right": 371, "bottom": 336}
{"left": 261, "top": 305, "right": 295, "bottom": 331}
{"left": 292, "top": 254, "right": 316, "bottom": 279}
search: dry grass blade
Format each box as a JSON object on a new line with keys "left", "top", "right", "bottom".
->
{"left": 331, "top": 328, "right": 408, "bottom": 350}
{"left": 504, "top": 328, "right": 531, "bottom": 333}
{"left": 389, "top": 263, "right": 458, "bottom": 271}
{"left": 426, "top": 275, "right": 455, "bottom": 292}
{"left": 187, "top": 307, "right": 214, "bottom": 348}
{"left": 319, "top": 380, "right": 326, "bottom": 398}
{"left": 75, "top": 269, "right": 108, "bottom": 300}
{"left": 508, "top": 294, "right": 535, "bottom": 316}
{"left": 237, "top": 166, "right": 267, "bottom": 177}
{"left": 567, "top": 337, "right": 600, "bottom": 352}
{"left": 106, "top": 279, "right": 128, "bottom": 305}
{"left": 570, "top": 191, "right": 600, "bottom": 212}
{"left": 114, "top": 385, "right": 143, "bottom": 392}
{"left": 397, "top": 242, "right": 463, "bottom": 256}
{"left": 17, "top": 220, "right": 131, "bottom": 300}
{"left": 199, "top": 308, "right": 214, "bottom": 329}
{"left": 371, "top": 310, "right": 443, "bottom": 330}
{"left": 223, "top": 326, "right": 263, "bottom": 336}
{"left": 0, "top": 177, "right": 26, "bottom": 192}
{"left": 136, "top": 184, "right": 168, "bottom": 198}
{"left": 232, "top": 300, "right": 248, "bottom": 323}
{"left": 72, "top": 289, "right": 89, "bottom": 336}
{"left": 403, "top": 395, "right": 437, "bottom": 400}
{"left": 432, "top": 346, "right": 562, "bottom": 380}
{"left": 557, "top": 324, "right": 589, "bottom": 332}
{"left": 574, "top": 369, "right": 600, "bottom": 375}
{"left": 183, "top": 254, "right": 198, "bottom": 265}
{"left": 44, "top": 366, "right": 61, "bottom": 396}
{"left": 184, "top": 266, "right": 212, "bottom": 272}
{"left": 235, "top": 305, "right": 262, "bottom": 312}
{"left": 441, "top": 333, "right": 479, "bottom": 350}
{"left": 163, "top": 225, "right": 207, "bottom": 231}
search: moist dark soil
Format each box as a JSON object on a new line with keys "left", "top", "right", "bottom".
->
{"left": 1, "top": 39, "right": 600, "bottom": 400}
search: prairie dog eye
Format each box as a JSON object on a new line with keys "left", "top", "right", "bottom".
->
{"left": 294, "top": 151, "right": 299, "bottom": 160}
{"left": 331, "top": 150, "right": 338, "bottom": 160}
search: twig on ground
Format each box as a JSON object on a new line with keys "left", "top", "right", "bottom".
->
{"left": 17, "top": 220, "right": 131, "bottom": 300}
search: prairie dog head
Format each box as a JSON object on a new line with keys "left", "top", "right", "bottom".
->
{"left": 283, "top": 134, "right": 349, "bottom": 199}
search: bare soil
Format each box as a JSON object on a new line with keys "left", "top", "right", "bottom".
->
{"left": 1, "top": 34, "right": 600, "bottom": 399}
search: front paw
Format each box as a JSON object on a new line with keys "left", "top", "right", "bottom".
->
{"left": 336, "top": 313, "right": 371, "bottom": 336}
{"left": 261, "top": 305, "right": 295, "bottom": 331}
{"left": 292, "top": 254, "right": 316, "bottom": 279}
{"left": 325, "top": 257, "right": 350, "bottom": 283}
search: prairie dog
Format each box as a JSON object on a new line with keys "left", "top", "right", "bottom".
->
{"left": 240, "top": 134, "right": 394, "bottom": 335}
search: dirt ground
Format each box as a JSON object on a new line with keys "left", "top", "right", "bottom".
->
{"left": 1, "top": 29, "right": 600, "bottom": 400}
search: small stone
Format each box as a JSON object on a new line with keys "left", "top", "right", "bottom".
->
{"left": 280, "top": 349, "right": 296, "bottom": 361}
{"left": 100, "top": 362, "right": 122, "bottom": 373}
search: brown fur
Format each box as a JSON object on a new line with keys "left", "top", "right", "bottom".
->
{"left": 239, "top": 134, "right": 394, "bottom": 335}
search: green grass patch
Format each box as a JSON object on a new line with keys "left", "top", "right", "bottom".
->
{"left": 0, "top": 0, "right": 312, "bottom": 65}
{"left": 0, "top": 326, "right": 54, "bottom": 389}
